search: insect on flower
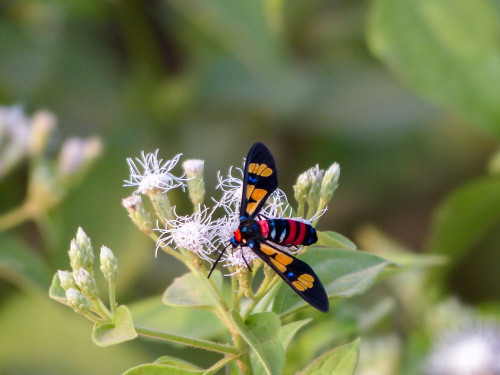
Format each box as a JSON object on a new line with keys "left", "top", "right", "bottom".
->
{"left": 209, "top": 142, "right": 329, "bottom": 312}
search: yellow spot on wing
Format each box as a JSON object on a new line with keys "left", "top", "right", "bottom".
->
{"left": 292, "top": 281, "right": 306, "bottom": 291}
{"left": 246, "top": 202, "right": 258, "bottom": 215}
{"left": 260, "top": 243, "right": 276, "bottom": 256}
{"left": 260, "top": 168, "right": 273, "bottom": 177}
{"left": 249, "top": 163, "right": 258, "bottom": 173}
{"left": 298, "top": 274, "right": 314, "bottom": 288}
{"left": 270, "top": 258, "right": 287, "bottom": 273}
{"left": 257, "top": 164, "right": 267, "bottom": 174}
{"left": 275, "top": 253, "right": 293, "bottom": 266}
{"left": 252, "top": 188, "right": 267, "bottom": 201}
{"left": 246, "top": 185, "right": 255, "bottom": 199}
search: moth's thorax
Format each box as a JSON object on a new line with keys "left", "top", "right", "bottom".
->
{"left": 233, "top": 219, "right": 266, "bottom": 244}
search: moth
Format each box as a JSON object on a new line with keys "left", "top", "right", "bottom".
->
{"left": 209, "top": 142, "right": 329, "bottom": 312}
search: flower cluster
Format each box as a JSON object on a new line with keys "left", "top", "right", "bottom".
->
{"left": 122, "top": 148, "right": 340, "bottom": 273}
{"left": 52, "top": 228, "right": 118, "bottom": 322}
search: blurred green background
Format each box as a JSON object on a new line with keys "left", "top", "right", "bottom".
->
{"left": 1, "top": 0, "right": 500, "bottom": 374}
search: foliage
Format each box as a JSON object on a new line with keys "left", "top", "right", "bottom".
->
{"left": 1, "top": 0, "right": 500, "bottom": 374}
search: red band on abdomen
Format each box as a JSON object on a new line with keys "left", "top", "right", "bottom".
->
{"left": 258, "top": 220, "right": 269, "bottom": 238}
{"left": 284, "top": 220, "right": 297, "bottom": 244}
{"left": 293, "top": 222, "right": 307, "bottom": 245}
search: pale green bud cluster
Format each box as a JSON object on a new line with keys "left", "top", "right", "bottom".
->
{"left": 58, "top": 270, "right": 77, "bottom": 290}
{"left": 183, "top": 159, "right": 206, "bottom": 206}
{"left": 148, "top": 190, "right": 174, "bottom": 221}
{"left": 29, "top": 110, "right": 56, "bottom": 157}
{"left": 294, "top": 161, "right": 340, "bottom": 223}
{"left": 121, "top": 195, "right": 153, "bottom": 234}
{"left": 69, "top": 227, "right": 94, "bottom": 271}
{"left": 306, "top": 165, "right": 324, "bottom": 208}
{"left": 74, "top": 268, "right": 99, "bottom": 300}
{"left": 0, "top": 106, "right": 102, "bottom": 222}
{"left": 320, "top": 162, "right": 340, "bottom": 203}
{"left": 51, "top": 227, "right": 120, "bottom": 323}
{"left": 100, "top": 246, "right": 118, "bottom": 282}
{"left": 294, "top": 172, "right": 310, "bottom": 205}
{"left": 57, "top": 136, "right": 103, "bottom": 182}
{"left": 66, "top": 288, "right": 92, "bottom": 315}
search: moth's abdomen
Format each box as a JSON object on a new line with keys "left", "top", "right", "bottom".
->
{"left": 258, "top": 219, "right": 317, "bottom": 246}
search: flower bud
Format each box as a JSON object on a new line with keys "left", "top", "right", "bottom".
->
{"left": 29, "top": 110, "right": 56, "bottom": 157}
{"left": 57, "top": 137, "right": 102, "bottom": 181}
{"left": 68, "top": 229, "right": 94, "bottom": 272}
{"left": 320, "top": 162, "right": 340, "bottom": 203}
{"left": 306, "top": 165, "right": 324, "bottom": 207}
{"left": 58, "top": 270, "right": 77, "bottom": 290}
{"left": 182, "top": 159, "right": 205, "bottom": 206}
{"left": 293, "top": 172, "right": 310, "bottom": 205}
{"left": 66, "top": 288, "right": 91, "bottom": 314}
{"left": 148, "top": 190, "right": 174, "bottom": 221}
{"left": 122, "top": 195, "right": 153, "bottom": 234}
{"left": 57, "top": 137, "right": 85, "bottom": 177}
{"left": 100, "top": 246, "right": 118, "bottom": 282}
{"left": 73, "top": 268, "right": 99, "bottom": 300}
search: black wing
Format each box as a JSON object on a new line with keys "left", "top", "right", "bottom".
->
{"left": 250, "top": 240, "right": 329, "bottom": 312}
{"left": 240, "top": 142, "right": 279, "bottom": 221}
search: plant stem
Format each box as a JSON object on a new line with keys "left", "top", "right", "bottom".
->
{"left": 296, "top": 201, "right": 305, "bottom": 219}
{"left": 258, "top": 276, "right": 281, "bottom": 312}
{"left": 243, "top": 273, "right": 277, "bottom": 319}
{"left": 231, "top": 272, "right": 240, "bottom": 312}
{"left": 135, "top": 326, "right": 239, "bottom": 355}
{"left": 233, "top": 333, "right": 252, "bottom": 374}
{"left": 92, "top": 298, "right": 113, "bottom": 321}
{"left": 205, "top": 354, "right": 240, "bottom": 374}
{"left": 0, "top": 202, "right": 31, "bottom": 232}
{"left": 108, "top": 280, "right": 117, "bottom": 314}
{"left": 312, "top": 198, "right": 327, "bottom": 227}
{"left": 177, "top": 247, "right": 234, "bottom": 331}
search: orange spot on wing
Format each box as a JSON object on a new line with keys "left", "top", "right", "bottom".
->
{"left": 249, "top": 163, "right": 258, "bottom": 173}
{"left": 260, "top": 168, "right": 273, "bottom": 177}
{"left": 246, "top": 185, "right": 254, "bottom": 199}
{"left": 275, "top": 253, "right": 293, "bottom": 266}
{"left": 270, "top": 258, "right": 287, "bottom": 273}
{"left": 257, "top": 164, "right": 267, "bottom": 174}
{"left": 251, "top": 188, "right": 267, "bottom": 201}
{"left": 298, "top": 274, "right": 314, "bottom": 288}
{"left": 292, "top": 281, "right": 306, "bottom": 291}
{"left": 260, "top": 243, "right": 276, "bottom": 256}
{"left": 246, "top": 202, "right": 258, "bottom": 214}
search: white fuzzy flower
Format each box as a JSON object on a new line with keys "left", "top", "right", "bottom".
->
{"left": 124, "top": 150, "right": 186, "bottom": 194}
{"left": 426, "top": 323, "right": 500, "bottom": 375}
{"left": 157, "top": 206, "right": 220, "bottom": 262}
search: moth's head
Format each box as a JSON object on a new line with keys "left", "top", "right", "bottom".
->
{"left": 232, "top": 228, "right": 242, "bottom": 246}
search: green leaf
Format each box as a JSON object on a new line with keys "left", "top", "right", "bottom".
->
{"left": 231, "top": 311, "right": 284, "bottom": 375}
{"left": 427, "top": 177, "right": 500, "bottom": 263}
{"left": 48, "top": 272, "right": 69, "bottom": 305}
{"left": 298, "top": 338, "right": 360, "bottom": 375}
{"left": 163, "top": 270, "right": 223, "bottom": 308}
{"left": 368, "top": 0, "right": 500, "bottom": 138}
{"left": 129, "top": 297, "right": 225, "bottom": 339}
{"left": 0, "top": 235, "right": 51, "bottom": 292}
{"left": 92, "top": 305, "right": 138, "bottom": 347}
{"left": 273, "top": 248, "right": 393, "bottom": 314}
{"left": 124, "top": 356, "right": 202, "bottom": 375}
{"left": 316, "top": 231, "right": 357, "bottom": 250}
{"left": 123, "top": 364, "right": 203, "bottom": 375}
{"left": 279, "top": 319, "right": 312, "bottom": 351}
